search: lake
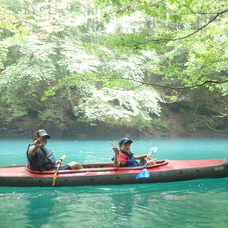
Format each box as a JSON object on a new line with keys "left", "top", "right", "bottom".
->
{"left": 0, "top": 138, "right": 228, "bottom": 228}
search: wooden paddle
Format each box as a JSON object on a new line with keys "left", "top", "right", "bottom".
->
{"left": 52, "top": 155, "right": 66, "bottom": 186}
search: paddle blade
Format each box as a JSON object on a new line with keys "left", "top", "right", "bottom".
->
{"left": 149, "top": 147, "right": 159, "bottom": 155}
{"left": 136, "top": 169, "right": 151, "bottom": 179}
{"left": 52, "top": 172, "right": 58, "bottom": 186}
{"left": 60, "top": 155, "right": 66, "bottom": 160}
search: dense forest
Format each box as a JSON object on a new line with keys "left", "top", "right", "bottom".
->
{"left": 0, "top": 0, "right": 227, "bottom": 138}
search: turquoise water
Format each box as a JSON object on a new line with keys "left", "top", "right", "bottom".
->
{"left": 0, "top": 138, "right": 228, "bottom": 228}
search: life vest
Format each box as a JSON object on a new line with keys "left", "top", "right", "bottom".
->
{"left": 119, "top": 151, "right": 139, "bottom": 167}
{"left": 26, "top": 144, "right": 56, "bottom": 171}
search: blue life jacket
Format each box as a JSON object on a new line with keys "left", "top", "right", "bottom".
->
{"left": 26, "top": 144, "right": 56, "bottom": 171}
{"left": 119, "top": 151, "right": 139, "bottom": 167}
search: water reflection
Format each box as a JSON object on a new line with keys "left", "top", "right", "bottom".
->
{"left": 25, "top": 190, "right": 56, "bottom": 228}
{"left": 0, "top": 179, "right": 228, "bottom": 228}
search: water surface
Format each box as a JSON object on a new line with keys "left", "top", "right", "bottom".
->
{"left": 0, "top": 138, "right": 228, "bottom": 228}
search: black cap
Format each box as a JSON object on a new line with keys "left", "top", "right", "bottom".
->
{"left": 35, "top": 129, "right": 50, "bottom": 138}
{"left": 118, "top": 137, "right": 132, "bottom": 147}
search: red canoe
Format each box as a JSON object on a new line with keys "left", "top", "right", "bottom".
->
{"left": 0, "top": 159, "right": 227, "bottom": 187}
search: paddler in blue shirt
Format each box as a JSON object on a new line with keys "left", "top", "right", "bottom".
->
{"left": 26, "top": 129, "right": 83, "bottom": 171}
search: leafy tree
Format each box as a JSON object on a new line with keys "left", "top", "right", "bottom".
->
{"left": 0, "top": 0, "right": 227, "bottom": 134}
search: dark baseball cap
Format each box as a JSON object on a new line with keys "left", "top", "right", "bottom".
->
{"left": 118, "top": 137, "right": 133, "bottom": 147}
{"left": 35, "top": 129, "right": 50, "bottom": 138}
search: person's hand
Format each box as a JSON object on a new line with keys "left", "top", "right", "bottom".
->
{"left": 112, "top": 145, "right": 119, "bottom": 154}
{"left": 34, "top": 138, "right": 44, "bottom": 147}
{"left": 55, "top": 160, "right": 62, "bottom": 166}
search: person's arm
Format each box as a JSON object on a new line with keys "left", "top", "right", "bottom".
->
{"left": 28, "top": 139, "right": 45, "bottom": 157}
{"left": 28, "top": 144, "right": 38, "bottom": 157}
{"left": 112, "top": 145, "right": 120, "bottom": 167}
{"left": 134, "top": 154, "right": 148, "bottom": 160}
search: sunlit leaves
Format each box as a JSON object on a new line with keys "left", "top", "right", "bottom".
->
{"left": 74, "top": 86, "right": 162, "bottom": 124}
{"left": 95, "top": 0, "right": 228, "bottom": 94}
{"left": 1, "top": 0, "right": 228, "bottom": 127}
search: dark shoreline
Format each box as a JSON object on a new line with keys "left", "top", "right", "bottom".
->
{"left": 1, "top": 127, "right": 227, "bottom": 139}
{"left": 1, "top": 114, "right": 227, "bottom": 139}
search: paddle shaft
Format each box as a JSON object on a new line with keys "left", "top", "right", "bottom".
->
{"left": 55, "top": 163, "right": 61, "bottom": 172}
{"left": 52, "top": 155, "right": 66, "bottom": 186}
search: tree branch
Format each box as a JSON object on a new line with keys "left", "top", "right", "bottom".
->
{"left": 212, "top": 112, "right": 228, "bottom": 118}
{"left": 129, "top": 78, "right": 228, "bottom": 90}
{"left": 136, "top": 8, "right": 228, "bottom": 45}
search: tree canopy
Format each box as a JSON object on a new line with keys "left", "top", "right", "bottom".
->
{"left": 0, "top": 0, "right": 227, "bottom": 135}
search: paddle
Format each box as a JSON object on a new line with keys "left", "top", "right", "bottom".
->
{"left": 135, "top": 147, "right": 159, "bottom": 179}
{"left": 52, "top": 155, "right": 66, "bottom": 186}
{"left": 148, "top": 147, "right": 159, "bottom": 158}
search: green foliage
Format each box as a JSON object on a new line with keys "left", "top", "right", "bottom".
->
{"left": 0, "top": 0, "right": 227, "bottom": 133}
{"left": 0, "top": 3, "right": 27, "bottom": 69}
{"left": 95, "top": 0, "right": 228, "bottom": 94}
{"left": 0, "top": 4, "right": 19, "bottom": 34}
{"left": 74, "top": 86, "right": 162, "bottom": 125}
{"left": 37, "top": 109, "right": 63, "bottom": 122}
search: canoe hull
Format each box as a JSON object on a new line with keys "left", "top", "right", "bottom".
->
{"left": 0, "top": 159, "right": 228, "bottom": 187}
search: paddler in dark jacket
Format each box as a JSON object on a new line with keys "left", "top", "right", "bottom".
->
{"left": 112, "top": 138, "right": 156, "bottom": 167}
{"left": 27, "top": 129, "right": 83, "bottom": 171}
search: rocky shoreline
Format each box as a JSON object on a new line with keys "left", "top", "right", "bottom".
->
{"left": 0, "top": 116, "right": 227, "bottom": 139}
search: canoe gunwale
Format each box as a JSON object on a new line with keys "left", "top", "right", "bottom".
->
{"left": 26, "top": 160, "right": 168, "bottom": 175}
